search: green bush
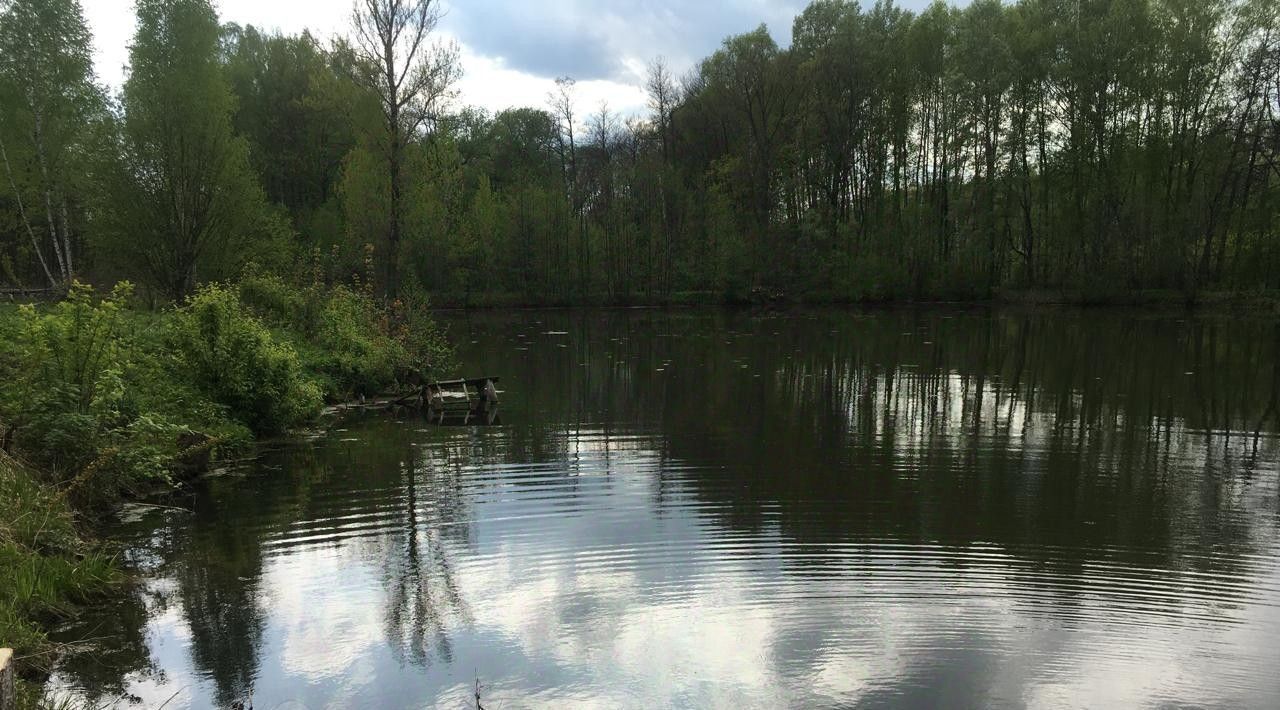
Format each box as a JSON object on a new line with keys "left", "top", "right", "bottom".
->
{"left": 310, "top": 285, "right": 403, "bottom": 397}
{"left": 291, "top": 285, "right": 454, "bottom": 401}
{"left": 237, "top": 266, "right": 324, "bottom": 336}
{"left": 0, "top": 283, "right": 184, "bottom": 505}
{"left": 389, "top": 286, "right": 456, "bottom": 380}
{"left": 169, "top": 285, "right": 322, "bottom": 435}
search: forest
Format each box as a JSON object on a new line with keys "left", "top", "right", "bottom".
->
{"left": 2, "top": 0, "right": 1280, "bottom": 705}
{"left": 1, "top": 0, "right": 1278, "bottom": 306}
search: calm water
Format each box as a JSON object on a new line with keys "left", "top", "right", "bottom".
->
{"left": 53, "top": 308, "right": 1280, "bottom": 709}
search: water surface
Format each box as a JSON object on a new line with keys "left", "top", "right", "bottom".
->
{"left": 55, "top": 308, "right": 1280, "bottom": 708}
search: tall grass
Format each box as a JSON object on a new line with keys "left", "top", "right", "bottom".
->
{"left": 0, "top": 450, "right": 116, "bottom": 705}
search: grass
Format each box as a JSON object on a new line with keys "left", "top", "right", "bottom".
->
{"left": 0, "top": 450, "right": 117, "bottom": 706}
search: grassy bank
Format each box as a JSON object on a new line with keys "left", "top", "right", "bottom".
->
{"left": 0, "top": 450, "right": 116, "bottom": 708}
{"left": 0, "top": 276, "right": 452, "bottom": 702}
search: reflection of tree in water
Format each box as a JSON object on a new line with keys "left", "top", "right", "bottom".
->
{"left": 445, "top": 309, "right": 1280, "bottom": 706}
{"left": 381, "top": 440, "right": 474, "bottom": 666}
{"left": 665, "top": 311, "right": 1280, "bottom": 573}
{"left": 453, "top": 308, "right": 1280, "bottom": 575}
{"left": 48, "top": 551, "right": 158, "bottom": 705}
{"left": 173, "top": 492, "right": 268, "bottom": 707}
{"left": 162, "top": 444, "right": 335, "bottom": 707}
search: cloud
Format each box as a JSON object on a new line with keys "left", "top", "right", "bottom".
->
{"left": 83, "top": 0, "right": 954, "bottom": 115}
{"left": 440, "top": 0, "right": 809, "bottom": 83}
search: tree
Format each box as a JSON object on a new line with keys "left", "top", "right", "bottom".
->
{"left": 100, "top": 0, "right": 285, "bottom": 300}
{"left": 645, "top": 57, "right": 678, "bottom": 294}
{"left": 5, "top": 0, "right": 1275, "bottom": 305}
{"left": 0, "top": 0, "right": 104, "bottom": 286}
{"left": 350, "top": 0, "right": 459, "bottom": 298}
{"left": 693, "top": 26, "right": 802, "bottom": 288}
{"left": 646, "top": 58, "right": 677, "bottom": 164}
{"left": 548, "top": 76, "right": 591, "bottom": 293}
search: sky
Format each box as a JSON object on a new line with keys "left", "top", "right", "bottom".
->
{"left": 82, "top": 0, "right": 826, "bottom": 117}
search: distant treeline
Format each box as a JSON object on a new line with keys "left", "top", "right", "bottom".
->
{"left": 1, "top": 0, "right": 1278, "bottom": 304}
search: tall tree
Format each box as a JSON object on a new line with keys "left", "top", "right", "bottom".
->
{"left": 645, "top": 57, "right": 678, "bottom": 294}
{"left": 101, "top": 0, "right": 284, "bottom": 300}
{"left": 350, "top": 0, "right": 459, "bottom": 297}
{"left": 0, "top": 0, "right": 103, "bottom": 286}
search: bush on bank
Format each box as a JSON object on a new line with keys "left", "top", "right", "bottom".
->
{"left": 237, "top": 269, "right": 454, "bottom": 401}
{"left": 0, "top": 283, "right": 189, "bottom": 511}
{"left": 1, "top": 278, "right": 453, "bottom": 506}
{"left": 0, "top": 276, "right": 454, "bottom": 698}
{"left": 168, "top": 284, "right": 322, "bottom": 436}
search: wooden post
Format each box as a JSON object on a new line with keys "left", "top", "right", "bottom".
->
{"left": 0, "top": 648, "right": 15, "bottom": 710}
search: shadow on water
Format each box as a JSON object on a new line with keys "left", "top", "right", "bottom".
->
{"left": 50, "top": 307, "right": 1280, "bottom": 709}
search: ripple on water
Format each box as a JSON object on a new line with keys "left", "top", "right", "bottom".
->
{"left": 48, "top": 309, "right": 1280, "bottom": 709}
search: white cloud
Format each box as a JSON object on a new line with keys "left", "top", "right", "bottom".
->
{"left": 453, "top": 40, "right": 648, "bottom": 118}
{"left": 81, "top": 0, "right": 650, "bottom": 115}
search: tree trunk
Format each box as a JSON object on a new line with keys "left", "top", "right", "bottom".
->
{"left": 32, "top": 106, "right": 69, "bottom": 282}
{"left": 59, "top": 193, "right": 74, "bottom": 279}
{"left": 0, "top": 132, "right": 57, "bottom": 287}
{"left": 388, "top": 133, "right": 402, "bottom": 299}
{"left": 1, "top": 647, "right": 15, "bottom": 710}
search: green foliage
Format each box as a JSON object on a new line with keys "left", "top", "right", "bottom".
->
{"left": 168, "top": 284, "right": 322, "bottom": 435}
{"left": 95, "top": 0, "right": 290, "bottom": 300}
{"left": 388, "top": 285, "right": 456, "bottom": 380}
{"left": 0, "top": 275, "right": 451, "bottom": 697}
{"left": 0, "top": 282, "right": 184, "bottom": 505}
{"left": 309, "top": 285, "right": 402, "bottom": 397}
{"left": 0, "top": 450, "right": 116, "bottom": 695}
{"left": 236, "top": 266, "right": 455, "bottom": 399}
{"left": 236, "top": 266, "right": 319, "bottom": 333}
{"left": 221, "top": 25, "right": 362, "bottom": 238}
{"left": 0, "top": 272, "right": 452, "bottom": 506}
{"left": 0, "top": 0, "right": 107, "bottom": 288}
{"left": 366, "top": 0, "right": 1275, "bottom": 305}
{"left": 6, "top": 0, "right": 1279, "bottom": 305}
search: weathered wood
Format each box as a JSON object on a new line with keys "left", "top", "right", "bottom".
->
{"left": 424, "top": 377, "right": 501, "bottom": 424}
{"left": 0, "top": 647, "right": 15, "bottom": 710}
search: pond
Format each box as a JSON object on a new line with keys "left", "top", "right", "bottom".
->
{"left": 52, "top": 307, "right": 1280, "bottom": 708}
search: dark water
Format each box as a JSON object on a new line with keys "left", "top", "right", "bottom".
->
{"left": 53, "top": 308, "right": 1280, "bottom": 709}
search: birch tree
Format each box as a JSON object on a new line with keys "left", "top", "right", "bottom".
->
{"left": 0, "top": 0, "right": 102, "bottom": 286}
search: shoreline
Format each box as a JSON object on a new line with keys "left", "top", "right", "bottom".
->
{"left": 428, "top": 289, "right": 1280, "bottom": 315}
{"left": 0, "top": 279, "right": 454, "bottom": 707}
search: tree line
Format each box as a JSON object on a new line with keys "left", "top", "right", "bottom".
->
{"left": 1, "top": 0, "right": 1278, "bottom": 305}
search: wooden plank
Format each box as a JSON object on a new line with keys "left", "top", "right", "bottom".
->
{"left": 0, "top": 648, "right": 14, "bottom": 710}
{"left": 423, "top": 377, "right": 501, "bottom": 423}
{"left": 429, "top": 377, "right": 501, "bottom": 388}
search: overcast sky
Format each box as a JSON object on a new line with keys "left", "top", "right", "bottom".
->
{"left": 82, "top": 0, "right": 936, "bottom": 116}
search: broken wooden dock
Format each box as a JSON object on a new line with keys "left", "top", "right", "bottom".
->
{"left": 424, "top": 377, "right": 500, "bottom": 425}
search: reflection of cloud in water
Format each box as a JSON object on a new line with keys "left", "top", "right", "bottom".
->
{"left": 224, "top": 431, "right": 1278, "bottom": 708}
{"left": 49, "top": 310, "right": 1280, "bottom": 709}
{"left": 269, "top": 552, "right": 384, "bottom": 682}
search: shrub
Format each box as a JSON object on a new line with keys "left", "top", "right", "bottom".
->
{"left": 303, "top": 286, "right": 455, "bottom": 400}
{"left": 309, "top": 286, "right": 400, "bottom": 398}
{"left": 389, "top": 286, "right": 456, "bottom": 381}
{"left": 168, "top": 285, "right": 322, "bottom": 435}
{"left": 236, "top": 266, "right": 326, "bottom": 336}
{"left": 0, "top": 282, "right": 184, "bottom": 505}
